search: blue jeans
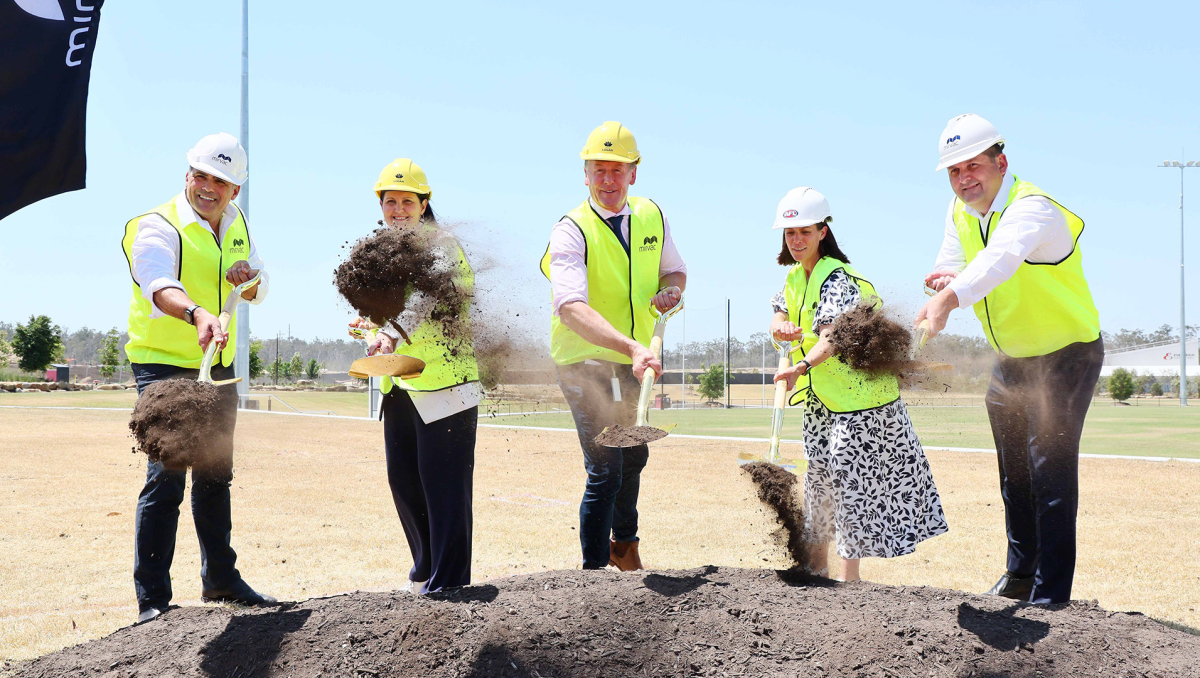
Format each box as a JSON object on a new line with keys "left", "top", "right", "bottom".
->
{"left": 131, "top": 363, "right": 241, "bottom": 612}
{"left": 557, "top": 362, "right": 649, "bottom": 569}
{"left": 985, "top": 338, "right": 1104, "bottom": 604}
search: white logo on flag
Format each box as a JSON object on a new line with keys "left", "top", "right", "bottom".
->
{"left": 13, "top": 0, "right": 65, "bottom": 20}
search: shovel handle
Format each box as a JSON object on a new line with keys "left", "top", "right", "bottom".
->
{"left": 635, "top": 327, "right": 666, "bottom": 428}
{"left": 198, "top": 311, "right": 233, "bottom": 383}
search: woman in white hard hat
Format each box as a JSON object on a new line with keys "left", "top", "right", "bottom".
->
{"left": 768, "top": 187, "right": 947, "bottom": 581}
{"left": 349, "top": 158, "right": 482, "bottom": 594}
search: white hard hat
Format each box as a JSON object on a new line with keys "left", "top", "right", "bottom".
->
{"left": 935, "top": 114, "right": 1005, "bottom": 172}
{"left": 186, "top": 132, "right": 248, "bottom": 185}
{"left": 772, "top": 187, "right": 832, "bottom": 230}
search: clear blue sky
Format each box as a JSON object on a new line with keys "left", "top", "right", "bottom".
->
{"left": 2, "top": 0, "right": 1198, "bottom": 349}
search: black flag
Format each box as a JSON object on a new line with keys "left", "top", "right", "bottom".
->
{"left": 0, "top": 0, "right": 105, "bottom": 221}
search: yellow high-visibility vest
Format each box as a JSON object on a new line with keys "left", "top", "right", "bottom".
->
{"left": 121, "top": 195, "right": 249, "bottom": 368}
{"left": 380, "top": 230, "right": 480, "bottom": 393}
{"left": 953, "top": 176, "right": 1100, "bottom": 358}
{"left": 539, "top": 197, "right": 664, "bottom": 365}
{"left": 784, "top": 256, "right": 900, "bottom": 413}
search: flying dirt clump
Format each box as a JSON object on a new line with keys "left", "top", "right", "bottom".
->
{"left": 829, "top": 304, "right": 914, "bottom": 375}
{"left": 333, "top": 225, "right": 466, "bottom": 333}
{"left": 741, "top": 461, "right": 809, "bottom": 570}
{"left": 129, "top": 379, "right": 224, "bottom": 469}
{"left": 594, "top": 424, "right": 669, "bottom": 447}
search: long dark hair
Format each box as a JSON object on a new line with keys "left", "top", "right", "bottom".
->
{"left": 777, "top": 223, "right": 850, "bottom": 266}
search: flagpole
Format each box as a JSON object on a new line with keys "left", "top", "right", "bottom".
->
{"left": 235, "top": 0, "right": 251, "bottom": 405}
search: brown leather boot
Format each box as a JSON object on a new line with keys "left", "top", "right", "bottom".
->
{"left": 608, "top": 539, "right": 644, "bottom": 571}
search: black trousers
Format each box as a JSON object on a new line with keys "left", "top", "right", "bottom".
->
{"left": 985, "top": 337, "right": 1104, "bottom": 604}
{"left": 131, "top": 362, "right": 240, "bottom": 613}
{"left": 381, "top": 390, "right": 477, "bottom": 593}
{"left": 556, "top": 361, "right": 650, "bottom": 569}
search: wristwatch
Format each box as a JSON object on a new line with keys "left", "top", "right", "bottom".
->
{"left": 799, "top": 359, "right": 812, "bottom": 373}
{"left": 183, "top": 305, "right": 201, "bottom": 325}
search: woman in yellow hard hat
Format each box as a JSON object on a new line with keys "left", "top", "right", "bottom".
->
{"left": 768, "top": 187, "right": 947, "bottom": 582}
{"left": 350, "top": 158, "right": 482, "bottom": 594}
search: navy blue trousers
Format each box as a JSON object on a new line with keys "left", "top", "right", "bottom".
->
{"left": 985, "top": 338, "right": 1104, "bottom": 604}
{"left": 381, "top": 390, "right": 477, "bottom": 593}
{"left": 557, "top": 362, "right": 649, "bottom": 569}
{"left": 131, "top": 363, "right": 241, "bottom": 613}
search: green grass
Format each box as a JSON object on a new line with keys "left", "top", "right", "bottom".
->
{"left": 486, "top": 403, "right": 1200, "bottom": 459}
{"left": 3, "top": 390, "right": 1199, "bottom": 459}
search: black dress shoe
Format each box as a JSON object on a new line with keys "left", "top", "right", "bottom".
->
{"left": 201, "top": 580, "right": 277, "bottom": 606}
{"left": 136, "top": 607, "right": 165, "bottom": 623}
{"left": 985, "top": 572, "right": 1034, "bottom": 600}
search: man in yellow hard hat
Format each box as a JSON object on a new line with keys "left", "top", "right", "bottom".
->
{"left": 540, "top": 121, "right": 686, "bottom": 572}
{"left": 915, "top": 114, "right": 1103, "bottom": 605}
{"left": 121, "top": 132, "right": 275, "bottom": 622}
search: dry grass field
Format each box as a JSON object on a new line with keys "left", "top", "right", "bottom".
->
{"left": 1, "top": 405, "right": 1198, "bottom": 665}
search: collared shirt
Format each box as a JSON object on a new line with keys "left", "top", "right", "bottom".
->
{"left": 935, "top": 172, "right": 1075, "bottom": 309}
{"left": 130, "top": 193, "right": 269, "bottom": 317}
{"left": 547, "top": 197, "right": 687, "bottom": 315}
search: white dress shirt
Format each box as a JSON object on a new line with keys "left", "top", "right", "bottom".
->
{"left": 130, "top": 193, "right": 269, "bottom": 317}
{"left": 378, "top": 227, "right": 483, "bottom": 424}
{"left": 936, "top": 173, "right": 1075, "bottom": 309}
{"left": 547, "top": 197, "right": 687, "bottom": 314}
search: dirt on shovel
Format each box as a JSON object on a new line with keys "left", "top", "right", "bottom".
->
{"left": 828, "top": 304, "right": 922, "bottom": 376}
{"left": 594, "top": 424, "right": 669, "bottom": 447}
{"left": 129, "top": 379, "right": 224, "bottom": 469}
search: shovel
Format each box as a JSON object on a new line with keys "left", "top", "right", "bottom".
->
{"left": 737, "top": 338, "right": 806, "bottom": 473}
{"left": 346, "top": 326, "right": 426, "bottom": 380}
{"left": 196, "top": 271, "right": 262, "bottom": 386}
{"left": 595, "top": 291, "right": 683, "bottom": 447}
{"left": 904, "top": 319, "right": 953, "bottom": 372}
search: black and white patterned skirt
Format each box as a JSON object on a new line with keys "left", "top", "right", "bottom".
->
{"left": 802, "top": 391, "right": 949, "bottom": 559}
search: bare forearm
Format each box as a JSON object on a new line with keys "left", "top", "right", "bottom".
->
{"left": 152, "top": 287, "right": 200, "bottom": 322}
{"left": 660, "top": 271, "right": 686, "bottom": 293}
{"left": 559, "top": 301, "right": 641, "bottom": 358}
{"left": 802, "top": 327, "right": 837, "bottom": 368}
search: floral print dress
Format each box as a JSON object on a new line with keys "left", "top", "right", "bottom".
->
{"left": 772, "top": 270, "right": 948, "bottom": 559}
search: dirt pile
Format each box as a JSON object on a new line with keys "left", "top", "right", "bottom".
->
{"left": 128, "top": 379, "right": 223, "bottom": 468}
{"left": 741, "top": 462, "right": 809, "bottom": 570}
{"left": 16, "top": 567, "right": 1200, "bottom": 678}
{"left": 829, "top": 304, "right": 914, "bottom": 375}
{"left": 334, "top": 225, "right": 466, "bottom": 332}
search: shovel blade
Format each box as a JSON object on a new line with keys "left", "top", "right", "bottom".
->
{"left": 209, "top": 377, "right": 242, "bottom": 386}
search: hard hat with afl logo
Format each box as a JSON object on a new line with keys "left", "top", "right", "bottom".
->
{"left": 580, "top": 121, "right": 641, "bottom": 164}
{"left": 186, "top": 132, "right": 248, "bottom": 185}
{"left": 935, "top": 114, "right": 1005, "bottom": 172}
{"left": 772, "top": 187, "right": 832, "bottom": 230}
{"left": 374, "top": 158, "right": 432, "bottom": 199}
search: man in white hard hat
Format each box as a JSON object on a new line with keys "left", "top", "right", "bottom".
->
{"left": 121, "top": 132, "right": 274, "bottom": 622}
{"left": 915, "top": 114, "right": 1103, "bottom": 605}
{"left": 539, "top": 121, "right": 686, "bottom": 572}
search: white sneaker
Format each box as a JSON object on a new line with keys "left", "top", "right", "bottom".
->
{"left": 403, "top": 579, "right": 427, "bottom": 594}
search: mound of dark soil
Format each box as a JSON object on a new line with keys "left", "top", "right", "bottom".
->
{"left": 829, "top": 304, "right": 913, "bottom": 375}
{"left": 594, "top": 425, "right": 669, "bottom": 447}
{"left": 334, "top": 226, "right": 464, "bottom": 329}
{"left": 128, "top": 379, "right": 224, "bottom": 469}
{"left": 741, "top": 462, "right": 808, "bottom": 570}
{"left": 16, "top": 568, "right": 1199, "bottom": 678}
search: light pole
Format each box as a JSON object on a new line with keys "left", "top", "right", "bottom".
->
{"left": 1158, "top": 157, "right": 1198, "bottom": 405}
{"left": 234, "top": 0, "right": 251, "bottom": 407}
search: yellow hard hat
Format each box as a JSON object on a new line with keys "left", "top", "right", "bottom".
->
{"left": 579, "top": 121, "right": 640, "bottom": 164}
{"left": 374, "top": 158, "right": 431, "bottom": 199}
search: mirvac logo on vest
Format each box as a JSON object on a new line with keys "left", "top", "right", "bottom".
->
{"left": 639, "top": 235, "right": 658, "bottom": 252}
{"left": 228, "top": 237, "right": 247, "bottom": 255}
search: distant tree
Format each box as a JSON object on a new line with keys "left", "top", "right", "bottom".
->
{"left": 248, "top": 340, "right": 265, "bottom": 380}
{"left": 12, "top": 315, "right": 63, "bottom": 373}
{"left": 271, "top": 356, "right": 286, "bottom": 382}
{"left": 1150, "top": 382, "right": 1164, "bottom": 397}
{"left": 1136, "top": 373, "right": 1157, "bottom": 395}
{"left": 697, "top": 363, "right": 725, "bottom": 404}
{"left": 1108, "top": 368, "right": 1135, "bottom": 402}
{"left": 305, "top": 358, "right": 321, "bottom": 380}
{"left": 289, "top": 353, "right": 304, "bottom": 381}
{"left": 98, "top": 328, "right": 121, "bottom": 381}
{"left": 0, "top": 330, "right": 13, "bottom": 365}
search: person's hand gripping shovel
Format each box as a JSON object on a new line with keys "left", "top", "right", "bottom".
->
{"left": 905, "top": 319, "right": 952, "bottom": 373}
{"left": 595, "top": 290, "right": 683, "bottom": 447}
{"left": 736, "top": 339, "right": 805, "bottom": 474}
{"left": 196, "top": 270, "right": 263, "bottom": 386}
{"left": 346, "top": 324, "right": 425, "bottom": 381}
